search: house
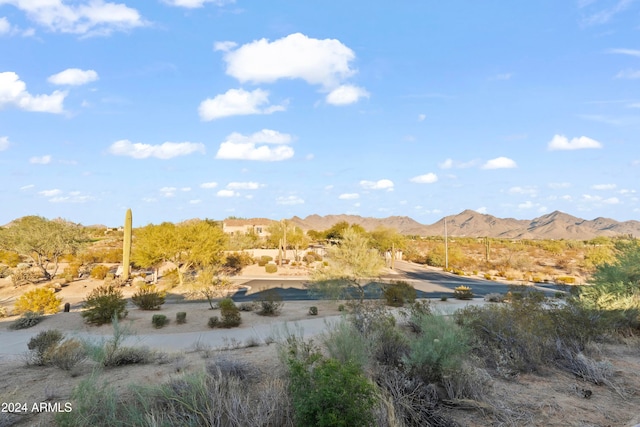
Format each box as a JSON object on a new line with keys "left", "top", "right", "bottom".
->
{"left": 222, "top": 218, "right": 275, "bottom": 237}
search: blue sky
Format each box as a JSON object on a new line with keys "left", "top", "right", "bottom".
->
{"left": 1, "top": 0, "right": 639, "bottom": 227}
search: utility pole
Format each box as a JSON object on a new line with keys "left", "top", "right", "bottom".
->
{"left": 444, "top": 216, "right": 449, "bottom": 270}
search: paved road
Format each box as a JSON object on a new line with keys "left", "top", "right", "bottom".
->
{"left": 217, "top": 260, "right": 561, "bottom": 302}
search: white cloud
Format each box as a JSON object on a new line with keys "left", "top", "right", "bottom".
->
{"left": 214, "top": 40, "right": 237, "bottom": 52}
{"left": 548, "top": 134, "right": 602, "bottom": 151}
{"left": 326, "top": 85, "right": 369, "bottom": 105}
{"left": 615, "top": 69, "right": 640, "bottom": 79}
{"left": 339, "top": 193, "right": 359, "bottom": 200}
{"left": 198, "top": 88, "right": 285, "bottom": 121}
{"left": 603, "top": 197, "right": 620, "bottom": 204}
{"left": 360, "top": 179, "right": 394, "bottom": 191}
{"left": 607, "top": 48, "right": 640, "bottom": 57}
{"left": 189, "top": 199, "right": 202, "bottom": 204}
{"left": 160, "top": 187, "right": 176, "bottom": 197}
{"left": 217, "top": 189, "right": 238, "bottom": 197}
{"left": 548, "top": 182, "right": 571, "bottom": 189}
{"left": 38, "top": 188, "right": 61, "bottom": 197}
{"left": 200, "top": 182, "right": 218, "bottom": 189}
{"left": 108, "top": 140, "right": 205, "bottom": 159}
{"left": 215, "top": 129, "right": 294, "bottom": 161}
{"left": 163, "top": 0, "right": 234, "bottom": 8}
{"left": 518, "top": 201, "right": 535, "bottom": 209}
{"left": 439, "top": 158, "right": 453, "bottom": 169}
{"left": 29, "top": 155, "right": 51, "bottom": 164}
{"left": 582, "top": 1, "right": 633, "bottom": 26}
{"left": 0, "top": 17, "right": 11, "bottom": 34}
{"left": 418, "top": 114, "right": 426, "bottom": 122}
{"left": 0, "top": 135, "right": 9, "bottom": 151}
{"left": 476, "top": 207, "right": 488, "bottom": 214}
{"left": 48, "top": 68, "right": 98, "bottom": 85}
{"left": 0, "top": 0, "right": 145, "bottom": 36}
{"left": 277, "top": 195, "right": 304, "bottom": 205}
{"left": 221, "top": 33, "right": 357, "bottom": 88}
{"left": 20, "top": 184, "right": 34, "bottom": 190}
{"left": 592, "top": 183, "right": 617, "bottom": 190}
{"left": 181, "top": 187, "right": 191, "bottom": 192}
{"left": 226, "top": 181, "right": 262, "bottom": 190}
{"left": 481, "top": 157, "right": 517, "bottom": 169}
{"left": 508, "top": 186, "right": 537, "bottom": 196}
{"left": 410, "top": 173, "right": 438, "bottom": 184}
{"left": 0, "top": 71, "right": 66, "bottom": 113}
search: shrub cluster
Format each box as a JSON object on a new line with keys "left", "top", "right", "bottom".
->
{"left": 26, "top": 329, "right": 86, "bottom": 370}
{"left": 9, "top": 311, "right": 43, "bottom": 330}
{"left": 217, "top": 297, "right": 241, "bottom": 328}
{"left": 81, "top": 285, "right": 128, "bottom": 325}
{"left": 223, "top": 251, "right": 255, "bottom": 273}
{"left": 256, "top": 289, "right": 283, "bottom": 316}
{"left": 453, "top": 285, "right": 474, "bottom": 300}
{"left": 265, "top": 264, "right": 278, "bottom": 273}
{"left": 176, "top": 312, "right": 186, "bottom": 324}
{"left": 383, "top": 281, "right": 417, "bottom": 307}
{"left": 90, "top": 265, "right": 110, "bottom": 280}
{"left": 257, "top": 255, "right": 273, "bottom": 267}
{"left": 14, "top": 287, "right": 62, "bottom": 315}
{"left": 152, "top": 314, "right": 168, "bottom": 328}
{"left": 131, "top": 285, "right": 166, "bottom": 310}
{"left": 10, "top": 267, "right": 41, "bottom": 286}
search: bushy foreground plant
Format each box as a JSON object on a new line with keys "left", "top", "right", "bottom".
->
{"left": 9, "top": 311, "right": 43, "bottom": 329}
{"left": 218, "top": 297, "right": 241, "bottom": 328}
{"left": 26, "top": 329, "right": 86, "bottom": 370}
{"left": 13, "top": 287, "right": 62, "bottom": 315}
{"left": 131, "top": 284, "right": 165, "bottom": 310}
{"left": 383, "top": 281, "right": 416, "bottom": 307}
{"left": 81, "top": 285, "right": 127, "bottom": 325}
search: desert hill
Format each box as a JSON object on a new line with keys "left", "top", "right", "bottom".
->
{"left": 288, "top": 210, "right": 640, "bottom": 240}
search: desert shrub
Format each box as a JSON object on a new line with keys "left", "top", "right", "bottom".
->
{"left": 107, "top": 347, "right": 155, "bottom": 366}
{"left": 260, "top": 255, "right": 273, "bottom": 263}
{"left": 47, "top": 339, "right": 87, "bottom": 371}
{"left": 0, "top": 306, "right": 7, "bottom": 317}
{"left": 152, "top": 314, "right": 168, "bottom": 328}
{"left": 223, "top": 251, "right": 255, "bottom": 274}
{"left": 322, "top": 320, "right": 371, "bottom": 369}
{"left": 440, "top": 295, "right": 448, "bottom": 301}
{"left": 207, "top": 316, "right": 219, "bottom": 328}
{"left": 400, "top": 299, "right": 433, "bottom": 333}
{"left": 27, "top": 329, "right": 64, "bottom": 365}
{"left": 10, "top": 267, "right": 40, "bottom": 286}
{"left": 219, "top": 297, "right": 241, "bottom": 328}
{"left": 555, "top": 276, "right": 576, "bottom": 284}
{"left": 257, "top": 259, "right": 268, "bottom": 267}
{"left": 62, "top": 262, "right": 82, "bottom": 282}
{"left": 308, "top": 306, "right": 318, "bottom": 315}
{"left": 338, "top": 304, "right": 345, "bottom": 312}
{"left": 90, "top": 265, "right": 109, "bottom": 280}
{"left": 206, "top": 356, "right": 260, "bottom": 383}
{"left": 404, "top": 314, "right": 470, "bottom": 383}
{"left": 383, "top": 281, "right": 417, "bottom": 307}
{"left": 484, "top": 292, "right": 505, "bottom": 303}
{"left": 14, "top": 287, "right": 62, "bottom": 315}
{"left": 453, "top": 285, "right": 473, "bottom": 300}
{"left": 303, "top": 252, "right": 322, "bottom": 264}
{"left": 0, "top": 265, "right": 8, "bottom": 279}
{"left": 287, "top": 355, "right": 377, "bottom": 427}
{"left": 131, "top": 285, "right": 166, "bottom": 310}
{"left": 176, "top": 312, "right": 187, "bottom": 324}
{"left": 0, "top": 250, "right": 21, "bottom": 267}
{"left": 256, "top": 289, "right": 284, "bottom": 316}
{"left": 81, "top": 285, "right": 128, "bottom": 325}
{"left": 265, "top": 264, "right": 278, "bottom": 273}
{"left": 484, "top": 273, "right": 492, "bottom": 280}
{"left": 239, "top": 302, "right": 256, "bottom": 311}
{"left": 9, "top": 311, "right": 43, "bottom": 329}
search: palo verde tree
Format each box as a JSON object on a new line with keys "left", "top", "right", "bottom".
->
{"left": 266, "top": 220, "right": 310, "bottom": 261}
{"left": 132, "top": 220, "right": 228, "bottom": 286}
{"left": 0, "top": 216, "right": 87, "bottom": 280}
{"left": 309, "top": 227, "right": 385, "bottom": 300}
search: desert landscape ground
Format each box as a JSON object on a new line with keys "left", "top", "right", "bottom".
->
{"left": 1, "top": 261, "right": 640, "bottom": 427}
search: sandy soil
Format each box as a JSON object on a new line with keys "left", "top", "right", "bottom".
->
{"left": 1, "top": 271, "right": 640, "bottom": 427}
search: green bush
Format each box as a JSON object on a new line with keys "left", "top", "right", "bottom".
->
{"left": 81, "top": 285, "right": 128, "bottom": 325}
{"left": 555, "top": 276, "right": 576, "bottom": 284}
{"left": 27, "top": 329, "right": 64, "bottom": 365}
{"left": 308, "top": 306, "right": 318, "bottom": 315}
{"left": 265, "top": 264, "right": 278, "bottom": 274}
{"left": 484, "top": 273, "right": 492, "bottom": 280}
{"left": 223, "top": 252, "right": 255, "bottom": 273}
{"left": 404, "top": 314, "right": 470, "bottom": 383}
{"left": 131, "top": 285, "right": 166, "bottom": 310}
{"left": 152, "top": 314, "right": 168, "bottom": 328}
{"left": 218, "top": 297, "right": 241, "bottom": 328}
{"left": 14, "top": 287, "right": 62, "bottom": 315}
{"left": 207, "top": 316, "right": 219, "bottom": 328}
{"left": 383, "top": 281, "right": 416, "bottom": 307}
{"left": 288, "top": 356, "right": 377, "bottom": 427}
{"left": 453, "top": 285, "right": 474, "bottom": 300}
{"left": 9, "top": 311, "right": 43, "bottom": 329}
{"left": 176, "top": 312, "right": 187, "bottom": 324}
{"left": 256, "top": 289, "right": 283, "bottom": 316}
{"left": 90, "top": 265, "right": 109, "bottom": 280}
{"left": 260, "top": 255, "right": 273, "bottom": 263}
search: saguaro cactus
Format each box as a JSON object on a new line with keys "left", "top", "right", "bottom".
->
{"left": 122, "top": 208, "right": 132, "bottom": 281}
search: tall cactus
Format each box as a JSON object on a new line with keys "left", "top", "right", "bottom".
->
{"left": 122, "top": 208, "right": 132, "bottom": 281}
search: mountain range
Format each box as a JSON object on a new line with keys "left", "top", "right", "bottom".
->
{"left": 288, "top": 210, "right": 640, "bottom": 240}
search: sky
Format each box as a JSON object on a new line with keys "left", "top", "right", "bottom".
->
{"left": 1, "top": 0, "right": 639, "bottom": 227}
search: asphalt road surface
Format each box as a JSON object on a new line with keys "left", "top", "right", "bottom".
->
{"left": 225, "top": 260, "right": 561, "bottom": 302}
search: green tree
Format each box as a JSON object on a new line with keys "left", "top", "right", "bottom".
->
{"left": 310, "top": 228, "right": 385, "bottom": 300}
{"left": 593, "top": 239, "right": 640, "bottom": 286}
{"left": 0, "top": 216, "right": 87, "bottom": 280}
{"left": 266, "top": 220, "right": 310, "bottom": 261}
{"left": 132, "top": 220, "right": 228, "bottom": 286}
{"left": 324, "top": 221, "right": 366, "bottom": 241}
